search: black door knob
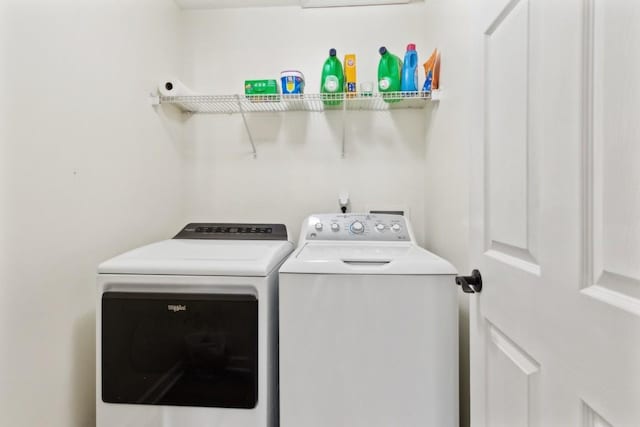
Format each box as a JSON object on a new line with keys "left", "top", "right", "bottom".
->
{"left": 455, "top": 269, "right": 482, "bottom": 293}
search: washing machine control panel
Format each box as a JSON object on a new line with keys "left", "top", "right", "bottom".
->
{"left": 305, "top": 214, "right": 410, "bottom": 241}
{"left": 174, "top": 223, "right": 288, "bottom": 240}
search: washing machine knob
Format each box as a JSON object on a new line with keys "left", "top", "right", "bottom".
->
{"left": 350, "top": 221, "right": 365, "bottom": 234}
{"left": 331, "top": 223, "right": 340, "bottom": 232}
{"left": 391, "top": 223, "right": 401, "bottom": 232}
{"left": 315, "top": 222, "right": 324, "bottom": 231}
{"left": 376, "top": 223, "right": 386, "bottom": 231}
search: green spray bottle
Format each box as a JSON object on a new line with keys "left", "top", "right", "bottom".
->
{"left": 377, "top": 46, "right": 403, "bottom": 103}
{"left": 320, "top": 48, "right": 344, "bottom": 106}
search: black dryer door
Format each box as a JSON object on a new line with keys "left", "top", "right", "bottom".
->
{"left": 101, "top": 292, "right": 258, "bottom": 408}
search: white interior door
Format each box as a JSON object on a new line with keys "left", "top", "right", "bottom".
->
{"left": 469, "top": 0, "right": 640, "bottom": 426}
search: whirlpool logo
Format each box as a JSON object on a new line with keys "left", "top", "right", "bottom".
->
{"left": 167, "top": 304, "right": 187, "bottom": 312}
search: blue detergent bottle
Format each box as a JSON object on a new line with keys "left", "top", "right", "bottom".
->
{"left": 400, "top": 43, "right": 418, "bottom": 92}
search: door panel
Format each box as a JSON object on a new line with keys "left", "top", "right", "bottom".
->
{"left": 470, "top": 0, "right": 640, "bottom": 426}
{"left": 486, "top": 0, "right": 530, "bottom": 253}
{"left": 486, "top": 324, "right": 540, "bottom": 427}
{"left": 584, "top": 0, "right": 640, "bottom": 313}
{"left": 484, "top": 0, "right": 540, "bottom": 274}
{"left": 582, "top": 402, "right": 614, "bottom": 427}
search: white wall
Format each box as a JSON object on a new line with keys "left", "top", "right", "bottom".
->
{"left": 0, "top": 1, "right": 473, "bottom": 426}
{"left": 422, "top": 1, "right": 472, "bottom": 426}
{"left": 179, "top": 3, "right": 435, "bottom": 244}
{"left": 0, "top": 1, "right": 185, "bottom": 425}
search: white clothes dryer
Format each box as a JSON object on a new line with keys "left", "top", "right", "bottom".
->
{"left": 96, "top": 223, "right": 293, "bottom": 427}
{"left": 279, "top": 213, "right": 458, "bottom": 427}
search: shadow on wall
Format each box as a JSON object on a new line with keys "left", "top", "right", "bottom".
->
{"left": 246, "top": 113, "right": 285, "bottom": 144}
{"left": 388, "top": 104, "right": 435, "bottom": 154}
{"left": 156, "top": 103, "right": 190, "bottom": 146}
{"left": 71, "top": 310, "right": 96, "bottom": 426}
{"left": 326, "top": 108, "right": 432, "bottom": 158}
{"left": 422, "top": 100, "right": 440, "bottom": 151}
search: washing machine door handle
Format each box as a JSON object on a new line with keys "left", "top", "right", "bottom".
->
{"left": 341, "top": 259, "right": 391, "bottom": 266}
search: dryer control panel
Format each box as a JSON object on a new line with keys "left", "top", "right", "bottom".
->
{"left": 174, "top": 223, "right": 288, "bottom": 240}
{"left": 304, "top": 213, "right": 410, "bottom": 242}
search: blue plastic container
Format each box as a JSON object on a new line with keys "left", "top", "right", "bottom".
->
{"left": 281, "top": 70, "right": 305, "bottom": 95}
{"left": 400, "top": 43, "right": 418, "bottom": 92}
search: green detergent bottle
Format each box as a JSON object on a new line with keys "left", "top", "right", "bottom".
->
{"left": 321, "top": 48, "right": 344, "bottom": 106}
{"left": 377, "top": 46, "right": 403, "bottom": 103}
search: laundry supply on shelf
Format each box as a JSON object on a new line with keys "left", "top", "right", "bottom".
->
{"left": 320, "top": 48, "right": 344, "bottom": 106}
{"left": 245, "top": 79, "right": 280, "bottom": 102}
{"left": 422, "top": 49, "right": 440, "bottom": 92}
{"left": 400, "top": 43, "right": 419, "bottom": 93}
{"left": 281, "top": 70, "right": 305, "bottom": 95}
{"left": 377, "top": 46, "right": 403, "bottom": 103}
{"left": 344, "top": 54, "right": 357, "bottom": 97}
{"left": 158, "top": 78, "right": 194, "bottom": 97}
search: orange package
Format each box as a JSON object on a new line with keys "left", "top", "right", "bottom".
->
{"left": 422, "top": 49, "right": 440, "bottom": 92}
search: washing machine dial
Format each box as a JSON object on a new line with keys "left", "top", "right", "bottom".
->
{"left": 375, "top": 223, "right": 386, "bottom": 232}
{"left": 391, "top": 223, "right": 401, "bottom": 232}
{"left": 350, "top": 221, "right": 365, "bottom": 234}
{"left": 315, "top": 222, "right": 324, "bottom": 231}
{"left": 331, "top": 223, "right": 340, "bottom": 232}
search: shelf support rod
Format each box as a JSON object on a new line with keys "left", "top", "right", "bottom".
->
{"left": 236, "top": 95, "right": 257, "bottom": 158}
{"left": 341, "top": 95, "right": 347, "bottom": 159}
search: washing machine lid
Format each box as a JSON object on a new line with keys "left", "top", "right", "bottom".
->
{"left": 98, "top": 239, "right": 294, "bottom": 276}
{"left": 279, "top": 242, "right": 456, "bottom": 275}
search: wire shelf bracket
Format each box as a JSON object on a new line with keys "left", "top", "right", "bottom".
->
{"left": 155, "top": 91, "right": 438, "bottom": 158}
{"left": 236, "top": 94, "right": 257, "bottom": 158}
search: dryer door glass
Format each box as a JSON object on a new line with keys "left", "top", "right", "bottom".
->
{"left": 101, "top": 292, "right": 258, "bottom": 408}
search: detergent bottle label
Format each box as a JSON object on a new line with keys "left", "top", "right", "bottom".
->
{"left": 324, "top": 76, "right": 339, "bottom": 92}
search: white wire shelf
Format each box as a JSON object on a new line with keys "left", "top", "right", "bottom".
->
{"left": 157, "top": 91, "right": 437, "bottom": 114}
{"left": 152, "top": 90, "right": 440, "bottom": 159}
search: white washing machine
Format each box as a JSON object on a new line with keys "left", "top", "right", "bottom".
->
{"left": 96, "top": 223, "right": 293, "bottom": 427}
{"left": 279, "top": 213, "right": 458, "bottom": 427}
